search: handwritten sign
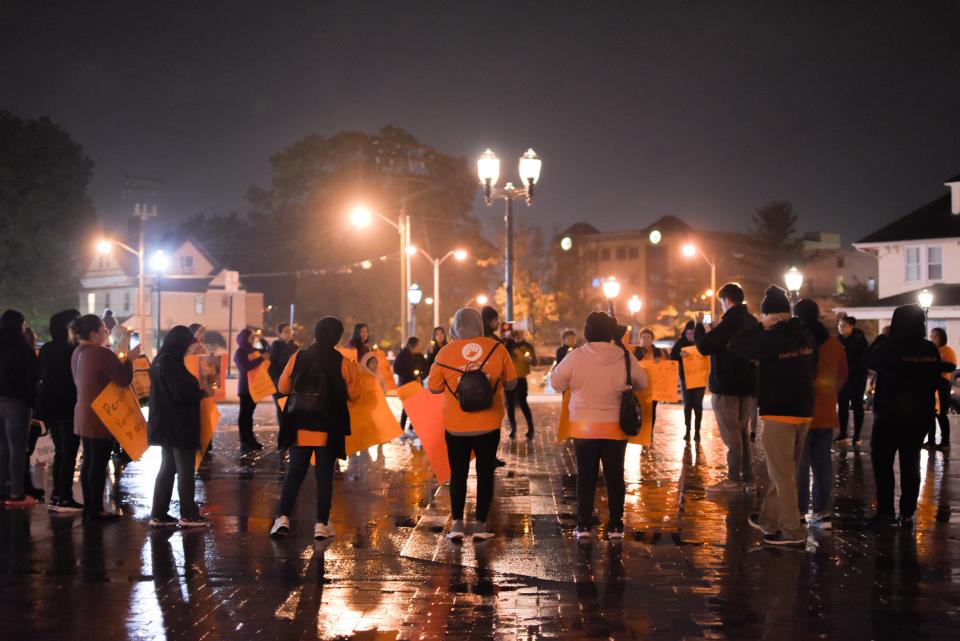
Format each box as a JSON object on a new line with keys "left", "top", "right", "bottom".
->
{"left": 247, "top": 359, "right": 276, "bottom": 403}
{"left": 194, "top": 397, "right": 221, "bottom": 470}
{"left": 641, "top": 359, "right": 679, "bottom": 403}
{"left": 680, "top": 346, "right": 710, "bottom": 389}
{"left": 92, "top": 383, "right": 149, "bottom": 460}
{"left": 345, "top": 372, "right": 402, "bottom": 456}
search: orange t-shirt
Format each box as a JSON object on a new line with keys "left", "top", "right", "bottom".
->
{"left": 427, "top": 337, "right": 518, "bottom": 433}
{"left": 939, "top": 345, "right": 957, "bottom": 381}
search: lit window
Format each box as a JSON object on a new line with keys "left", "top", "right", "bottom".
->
{"left": 195, "top": 294, "right": 205, "bottom": 315}
{"left": 181, "top": 255, "right": 194, "bottom": 274}
{"left": 927, "top": 246, "right": 943, "bottom": 281}
{"left": 836, "top": 276, "right": 845, "bottom": 294}
{"left": 905, "top": 247, "right": 920, "bottom": 282}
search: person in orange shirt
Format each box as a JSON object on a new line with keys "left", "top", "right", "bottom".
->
{"left": 928, "top": 327, "right": 957, "bottom": 450}
{"left": 269, "top": 317, "right": 361, "bottom": 540}
{"left": 428, "top": 307, "right": 517, "bottom": 541}
{"left": 793, "top": 300, "right": 847, "bottom": 530}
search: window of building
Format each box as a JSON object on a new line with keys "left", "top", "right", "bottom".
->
{"left": 600, "top": 248, "right": 611, "bottom": 261}
{"left": 180, "top": 255, "right": 194, "bottom": 274}
{"left": 195, "top": 294, "right": 205, "bottom": 315}
{"left": 222, "top": 295, "right": 230, "bottom": 308}
{"left": 586, "top": 250, "right": 598, "bottom": 262}
{"left": 927, "top": 246, "right": 943, "bottom": 281}
{"left": 836, "top": 276, "right": 845, "bottom": 294}
{"left": 615, "top": 247, "right": 626, "bottom": 260}
{"left": 905, "top": 247, "right": 920, "bottom": 282}
{"left": 123, "top": 291, "right": 131, "bottom": 312}
{"left": 836, "top": 255, "right": 845, "bottom": 268}
{"left": 104, "top": 291, "right": 111, "bottom": 309}
{"left": 628, "top": 247, "right": 639, "bottom": 259}
{"left": 87, "top": 292, "right": 96, "bottom": 314}
{"left": 867, "top": 276, "right": 876, "bottom": 292}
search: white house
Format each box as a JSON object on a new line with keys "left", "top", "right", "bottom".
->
{"left": 836, "top": 174, "right": 960, "bottom": 344}
{"left": 80, "top": 238, "right": 264, "bottom": 354}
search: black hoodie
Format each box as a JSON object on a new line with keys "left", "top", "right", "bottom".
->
{"left": 694, "top": 303, "right": 760, "bottom": 396}
{"left": 148, "top": 326, "right": 206, "bottom": 450}
{"left": 728, "top": 317, "right": 817, "bottom": 418}
{"left": 839, "top": 327, "right": 869, "bottom": 383}
{"left": 864, "top": 305, "right": 941, "bottom": 424}
{"left": 36, "top": 310, "right": 80, "bottom": 421}
{"left": 0, "top": 309, "right": 39, "bottom": 405}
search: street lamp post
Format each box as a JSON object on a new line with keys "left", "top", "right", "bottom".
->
{"left": 407, "top": 283, "right": 423, "bottom": 339}
{"left": 150, "top": 250, "right": 170, "bottom": 348}
{"left": 682, "top": 243, "right": 717, "bottom": 321}
{"left": 350, "top": 205, "right": 412, "bottom": 342}
{"left": 602, "top": 276, "right": 621, "bottom": 316}
{"left": 413, "top": 247, "right": 467, "bottom": 329}
{"left": 784, "top": 266, "right": 804, "bottom": 307}
{"left": 96, "top": 237, "right": 147, "bottom": 345}
{"left": 918, "top": 288, "right": 934, "bottom": 317}
{"left": 477, "top": 148, "right": 542, "bottom": 321}
{"left": 627, "top": 295, "right": 642, "bottom": 343}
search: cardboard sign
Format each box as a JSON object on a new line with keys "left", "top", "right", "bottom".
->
{"left": 401, "top": 387, "right": 450, "bottom": 482}
{"left": 297, "top": 430, "right": 328, "bottom": 447}
{"left": 185, "top": 354, "right": 227, "bottom": 402}
{"left": 194, "top": 397, "right": 221, "bottom": 470}
{"left": 556, "top": 390, "right": 572, "bottom": 443}
{"left": 680, "top": 346, "right": 710, "bottom": 389}
{"left": 131, "top": 355, "right": 151, "bottom": 402}
{"left": 641, "top": 359, "right": 679, "bottom": 403}
{"left": 91, "top": 383, "right": 149, "bottom": 460}
{"left": 397, "top": 380, "right": 424, "bottom": 402}
{"left": 344, "top": 371, "right": 403, "bottom": 456}
{"left": 247, "top": 360, "right": 276, "bottom": 403}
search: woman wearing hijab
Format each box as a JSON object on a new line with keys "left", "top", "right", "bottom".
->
{"left": 270, "top": 317, "right": 361, "bottom": 540}
{"left": 233, "top": 328, "right": 266, "bottom": 451}
{"left": 0, "top": 309, "right": 41, "bottom": 507}
{"left": 37, "top": 309, "right": 84, "bottom": 512}
{"left": 865, "top": 304, "right": 942, "bottom": 527}
{"left": 670, "top": 320, "right": 706, "bottom": 441}
{"left": 72, "top": 314, "right": 139, "bottom": 522}
{"left": 348, "top": 323, "right": 371, "bottom": 360}
{"left": 148, "top": 326, "right": 208, "bottom": 528}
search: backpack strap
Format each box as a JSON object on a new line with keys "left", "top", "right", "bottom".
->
{"left": 434, "top": 341, "right": 502, "bottom": 399}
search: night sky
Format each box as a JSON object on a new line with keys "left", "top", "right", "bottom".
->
{"left": 3, "top": 1, "right": 959, "bottom": 244}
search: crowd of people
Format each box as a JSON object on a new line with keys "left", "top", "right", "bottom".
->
{"left": 0, "top": 280, "right": 954, "bottom": 549}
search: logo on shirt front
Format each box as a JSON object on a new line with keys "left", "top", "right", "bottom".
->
{"left": 461, "top": 342, "right": 484, "bottom": 362}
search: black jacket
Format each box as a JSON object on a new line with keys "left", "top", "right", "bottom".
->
{"left": 0, "top": 338, "right": 39, "bottom": 406}
{"left": 425, "top": 340, "right": 447, "bottom": 375}
{"left": 147, "top": 353, "right": 206, "bottom": 450}
{"left": 555, "top": 345, "right": 574, "bottom": 365}
{"left": 36, "top": 315, "right": 77, "bottom": 421}
{"left": 839, "top": 328, "right": 869, "bottom": 383}
{"left": 865, "top": 334, "right": 941, "bottom": 425}
{"left": 728, "top": 318, "right": 816, "bottom": 418}
{"left": 268, "top": 338, "right": 299, "bottom": 384}
{"left": 393, "top": 348, "right": 427, "bottom": 386}
{"left": 669, "top": 335, "right": 694, "bottom": 386}
{"left": 694, "top": 303, "right": 759, "bottom": 396}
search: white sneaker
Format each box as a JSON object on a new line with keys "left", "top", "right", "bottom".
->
{"left": 706, "top": 479, "right": 743, "bottom": 493}
{"left": 270, "top": 515, "right": 290, "bottom": 537}
{"left": 314, "top": 521, "right": 335, "bottom": 540}
{"left": 446, "top": 519, "right": 465, "bottom": 541}
{"left": 573, "top": 527, "right": 592, "bottom": 539}
{"left": 472, "top": 522, "right": 495, "bottom": 540}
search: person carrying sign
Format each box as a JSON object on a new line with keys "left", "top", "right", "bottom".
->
{"left": 670, "top": 320, "right": 707, "bottom": 442}
{"left": 428, "top": 307, "right": 517, "bottom": 542}
{"left": 233, "top": 328, "right": 267, "bottom": 452}
{"left": 270, "top": 317, "right": 361, "bottom": 540}
{"left": 71, "top": 314, "right": 138, "bottom": 523}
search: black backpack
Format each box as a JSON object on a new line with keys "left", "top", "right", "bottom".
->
{"left": 438, "top": 342, "right": 502, "bottom": 413}
{"left": 287, "top": 358, "right": 329, "bottom": 418}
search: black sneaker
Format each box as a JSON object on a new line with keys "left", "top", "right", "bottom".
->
{"left": 149, "top": 514, "right": 179, "bottom": 528}
{"left": 763, "top": 532, "right": 805, "bottom": 547}
{"left": 525, "top": 429, "right": 534, "bottom": 439}
{"left": 49, "top": 498, "right": 84, "bottom": 513}
{"left": 495, "top": 458, "right": 507, "bottom": 468}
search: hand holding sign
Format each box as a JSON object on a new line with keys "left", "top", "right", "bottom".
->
{"left": 92, "top": 383, "right": 149, "bottom": 460}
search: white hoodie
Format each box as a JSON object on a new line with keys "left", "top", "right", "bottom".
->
{"left": 549, "top": 341, "right": 648, "bottom": 424}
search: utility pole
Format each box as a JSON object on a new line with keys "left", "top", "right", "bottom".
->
{"left": 122, "top": 175, "right": 161, "bottom": 352}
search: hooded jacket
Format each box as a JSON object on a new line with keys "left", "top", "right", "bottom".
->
{"left": 393, "top": 347, "right": 427, "bottom": 386}
{"left": 0, "top": 309, "right": 40, "bottom": 405}
{"left": 72, "top": 342, "right": 134, "bottom": 440}
{"left": 233, "top": 328, "right": 265, "bottom": 396}
{"left": 669, "top": 323, "right": 702, "bottom": 390}
{"left": 694, "top": 303, "right": 759, "bottom": 396}
{"left": 865, "top": 305, "right": 941, "bottom": 425}
{"left": 839, "top": 327, "right": 869, "bottom": 384}
{"left": 148, "top": 326, "right": 206, "bottom": 450}
{"left": 36, "top": 310, "right": 80, "bottom": 421}
{"left": 268, "top": 337, "right": 300, "bottom": 385}
{"left": 727, "top": 317, "right": 816, "bottom": 419}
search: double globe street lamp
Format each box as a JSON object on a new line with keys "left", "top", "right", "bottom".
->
{"left": 477, "top": 148, "right": 542, "bottom": 321}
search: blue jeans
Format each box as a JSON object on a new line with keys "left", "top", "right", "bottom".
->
{"left": 797, "top": 428, "right": 833, "bottom": 515}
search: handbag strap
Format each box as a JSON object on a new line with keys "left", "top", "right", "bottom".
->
{"left": 621, "top": 346, "right": 632, "bottom": 390}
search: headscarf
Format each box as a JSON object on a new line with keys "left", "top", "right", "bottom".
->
{"left": 159, "top": 325, "right": 196, "bottom": 359}
{"left": 49, "top": 309, "right": 81, "bottom": 343}
{"left": 236, "top": 328, "right": 255, "bottom": 352}
{"left": 793, "top": 298, "right": 829, "bottom": 345}
{"left": 450, "top": 308, "right": 483, "bottom": 340}
{"left": 890, "top": 304, "right": 926, "bottom": 340}
{"left": 583, "top": 311, "right": 616, "bottom": 343}
{"left": 315, "top": 317, "right": 345, "bottom": 348}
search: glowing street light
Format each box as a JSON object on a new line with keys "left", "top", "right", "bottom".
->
{"left": 408, "top": 283, "right": 423, "bottom": 338}
{"left": 349, "top": 205, "right": 374, "bottom": 228}
{"left": 784, "top": 266, "right": 804, "bottom": 300}
{"left": 560, "top": 235, "right": 573, "bottom": 252}
{"left": 476, "top": 294, "right": 489, "bottom": 306}
{"left": 649, "top": 229, "right": 662, "bottom": 245}
{"left": 918, "top": 288, "right": 934, "bottom": 311}
{"left": 602, "top": 276, "right": 621, "bottom": 315}
{"left": 627, "top": 295, "right": 642, "bottom": 315}
{"left": 149, "top": 250, "right": 170, "bottom": 273}
{"left": 405, "top": 245, "right": 418, "bottom": 257}
{"left": 681, "top": 242, "right": 717, "bottom": 321}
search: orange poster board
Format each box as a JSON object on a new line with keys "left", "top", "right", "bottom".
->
{"left": 344, "top": 372, "right": 402, "bottom": 456}
{"left": 131, "top": 355, "right": 151, "bottom": 402}
{"left": 91, "top": 383, "right": 149, "bottom": 460}
{"left": 401, "top": 387, "right": 450, "bottom": 483}
{"left": 557, "top": 389, "right": 651, "bottom": 446}
{"left": 247, "top": 360, "right": 276, "bottom": 403}
{"left": 644, "top": 359, "right": 679, "bottom": 403}
{"left": 337, "top": 346, "right": 359, "bottom": 362}
{"left": 680, "top": 346, "right": 710, "bottom": 390}
{"left": 372, "top": 349, "right": 398, "bottom": 392}
{"left": 194, "top": 397, "right": 220, "bottom": 470}
{"left": 556, "top": 390, "right": 572, "bottom": 443}
{"left": 185, "top": 354, "right": 227, "bottom": 402}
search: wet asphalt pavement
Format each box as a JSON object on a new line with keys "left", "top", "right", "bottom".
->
{"left": 1, "top": 395, "right": 958, "bottom": 640}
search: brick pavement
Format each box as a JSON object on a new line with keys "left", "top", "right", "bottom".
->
{"left": 1, "top": 396, "right": 958, "bottom": 640}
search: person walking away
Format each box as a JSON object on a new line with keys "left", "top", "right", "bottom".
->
{"left": 926, "top": 327, "right": 956, "bottom": 451}
{"left": 793, "top": 300, "right": 847, "bottom": 529}
{"left": 72, "top": 314, "right": 139, "bottom": 522}
{"left": 234, "top": 328, "right": 266, "bottom": 452}
{"left": 480, "top": 305, "right": 508, "bottom": 467}
{"left": 694, "top": 283, "right": 760, "bottom": 493}
{"left": 550, "top": 312, "right": 647, "bottom": 539}
{"left": 555, "top": 330, "right": 577, "bottom": 366}
{"left": 0, "top": 309, "right": 41, "bottom": 507}
{"left": 393, "top": 336, "right": 427, "bottom": 437}
{"left": 428, "top": 308, "right": 518, "bottom": 541}
{"left": 270, "top": 317, "right": 361, "bottom": 539}
{"left": 37, "top": 309, "right": 84, "bottom": 512}
{"left": 633, "top": 329, "right": 664, "bottom": 433}
{"left": 671, "top": 320, "right": 706, "bottom": 441}
{"left": 269, "top": 323, "right": 300, "bottom": 431}
{"left": 186, "top": 323, "right": 208, "bottom": 355}
{"left": 348, "top": 323, "right": 371, "bottom": 361}
{"left": 425, "top": 326, "right": 448, "bottom": 375}
{"left": 148, "top": 326, "right": 209, "bottom": 528}
{"left": 504, "top": 329, "right": 537, "bottom": 438}
{"left": 836, "top": 316, "right": 869, "bottom": 446}
{"left": 728, "top": 286, "right": 816, "bottom": 546}
{"left": 865, "top": 304, "right": 942, "bottom": 527}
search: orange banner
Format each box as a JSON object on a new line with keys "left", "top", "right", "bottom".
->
{"left": 401, "top": 387, "right": 451, "bottom": 483}
{"left": 247, "top": 360, "right": 276, "bottom": 403}
{"left": 91, "top": 383, "right": 149, "bottom": 460}
{"left": 344, "top": 371, "right": 403, "bottom": 456}
{"left": 680, "top": 346, "right": 710, "bottom": 389}
{"left": 641, "top": 359, "right": 679, "bottom": 403}
{"left": 194, "top": 397, "right": 220, "bottom": 470}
